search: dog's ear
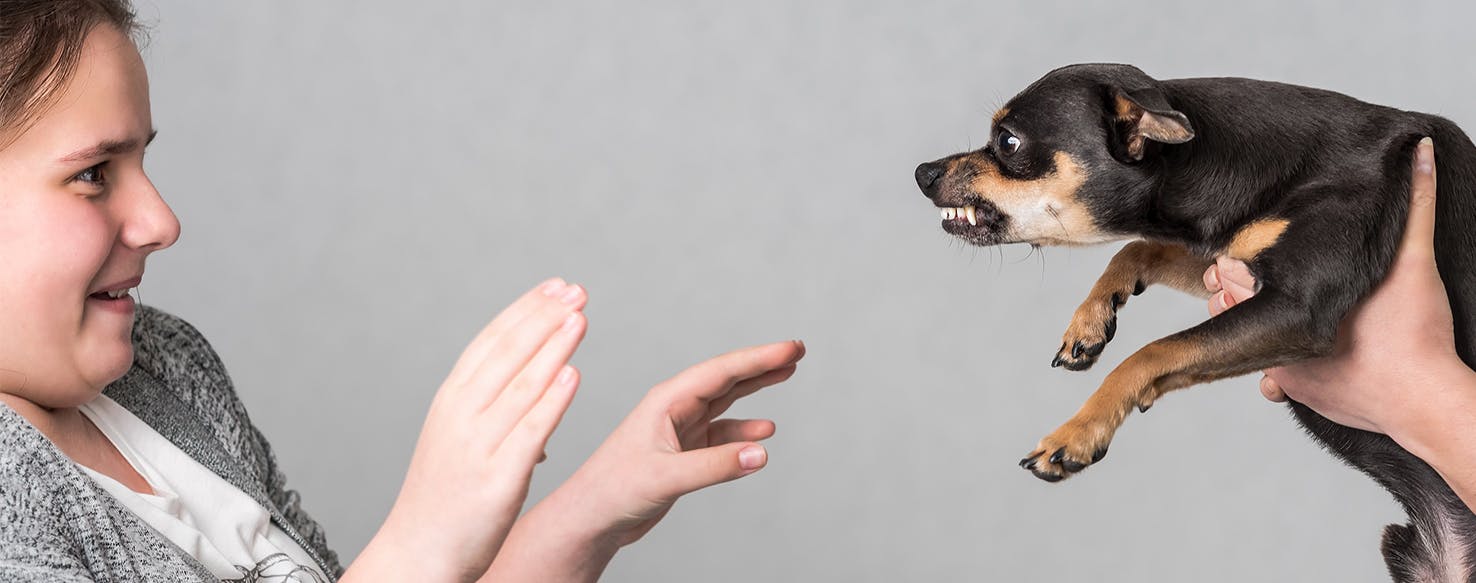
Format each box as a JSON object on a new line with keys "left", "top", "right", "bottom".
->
{"left": 1109, "top": 86, "right": 1194, "bottom": 161}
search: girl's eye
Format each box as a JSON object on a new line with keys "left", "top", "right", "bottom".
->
{"left": 74, "top": 163, "right": 106, "bottom": 186}
{"left": 996, "top": 130, "right": 1022, "bottom": 156}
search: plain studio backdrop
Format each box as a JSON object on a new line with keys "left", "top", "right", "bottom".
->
{"left": 132, "top": 1, "right": 1472, "bottom": 581}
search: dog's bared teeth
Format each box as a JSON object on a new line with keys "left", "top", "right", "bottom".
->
{"left": 966, "top": 205, "right": 977, "bottom": 226}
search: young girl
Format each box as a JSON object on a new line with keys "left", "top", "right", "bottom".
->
{"left": 0, "top": 2, "right": 802, "bottom": 581}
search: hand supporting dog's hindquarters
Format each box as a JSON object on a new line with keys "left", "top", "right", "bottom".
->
{"left": 1206, "top": 138, "right": 1476, "bottom": 512}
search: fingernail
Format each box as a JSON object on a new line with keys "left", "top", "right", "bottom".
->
{"left": 559, "top": 284, "right": 584, "bottom": 305}
{"left": 556, "top": 365, "right": 575, "bottom": 385}
{"left": 1417, "top": 137, "right": 1435, "bottom": 174}
{"left": 738, "top": 446, "right": 767, "bottom": 470}
{"left": 561, "top": 312, "right": 582, "bottom": 332}
{"left": 1205, "top": 266, "right": 1219, "bottom": 289}
{"left": 541, "top": 279, "right": 567, "bottom": 297}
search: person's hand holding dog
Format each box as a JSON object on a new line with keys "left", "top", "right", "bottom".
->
{"left": 1205, "top": 138, "right": 1476, "bottom": 510}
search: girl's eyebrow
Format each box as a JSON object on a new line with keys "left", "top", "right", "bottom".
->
{"left": 58, "top": 129, "right": 157, "bottom": 162}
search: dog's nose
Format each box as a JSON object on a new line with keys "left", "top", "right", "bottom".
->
{"left": 915, "top": 162, "right": 945, "bottom": 199}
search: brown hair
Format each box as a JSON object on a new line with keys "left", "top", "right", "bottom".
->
{"left": 0, "top": 0, "right": 140, "bottom": 146}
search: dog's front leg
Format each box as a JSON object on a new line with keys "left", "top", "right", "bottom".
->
{"left": 1052, "top": 241, "right": 1213, "bottom": 371}
{"left": 1024, "top": 283, "right": 1339, "bottom": 482}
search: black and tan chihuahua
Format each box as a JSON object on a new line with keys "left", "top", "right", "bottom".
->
{"left": 915, "top": 63, "right": 1476, "bottom": 582}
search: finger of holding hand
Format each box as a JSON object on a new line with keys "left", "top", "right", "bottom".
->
{"left": 1395, "top": 137, "right": 1439, "bottom": 268}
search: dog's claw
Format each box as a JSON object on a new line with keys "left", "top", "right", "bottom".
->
{"left": 1091, "top": 447, "right": 1109, "bottom": 463}
{"left": 1138, "top": 402, "right": 1152, "bottom": 413}
{"left": 1020, "top": 452, "right": 1043, "bottom": 468}
{"left": 1048, "top": 447, "right": 1066, "bottom": 465}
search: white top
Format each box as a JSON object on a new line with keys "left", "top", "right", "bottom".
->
{"left": 76, "top": 394, "right": 329, "bottom": 582}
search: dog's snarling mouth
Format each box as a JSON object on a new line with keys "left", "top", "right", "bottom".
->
{"left": 935, "top": 196, "right": 1009, "bottom": 245}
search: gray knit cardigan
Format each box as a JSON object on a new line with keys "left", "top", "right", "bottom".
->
{"left": 0, "top": 306, "right": 344, "bottom": 581}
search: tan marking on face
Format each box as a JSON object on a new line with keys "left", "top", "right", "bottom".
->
{"left": 1225, "top": 218, "right": 1289, "bottom": 261}
{"left": 992, "top": 107, "right": 1010, "bottom": 124}
{"left": 964, "top": 152, "right": 1111, "bottom": 246}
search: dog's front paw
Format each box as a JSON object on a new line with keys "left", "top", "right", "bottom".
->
{"left": 1051, "top": 293, "right": 1124, "bottom": 371}
{"left": 1019, "top": 419, "right": 1114, "bottom": 482}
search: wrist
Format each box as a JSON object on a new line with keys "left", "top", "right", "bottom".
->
{"left": 345, "top": 517, "right": 465, "bottom": 583}
{"left": 1387, "top": 360, "right": 1476, "bottom": 470}
{"left": 484, "top": 485, "right": 622, "bottom": 582}
{"left": 348, "top": 502, "right": 495, "bottom": 583}
{"left": 526, "top": 482, "right": 624, "bottom": 554}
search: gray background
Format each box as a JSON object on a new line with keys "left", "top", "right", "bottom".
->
{"left": 132, "top": 1, "right": 1473, "bottom": 581}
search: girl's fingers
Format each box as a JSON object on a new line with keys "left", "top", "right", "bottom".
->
{"left": 701, "top": 365, "right": 798, "bottom": 423}
{"left": 655, "top": 341, "right": 805, "bottom": 405}
{"left": 655, "top": 442, "right": 769, "bottom": 500}
{"left": 492, "top": 366, "right": 582, "bottom": 470}
{"left": 460, "top": 287, "right": 586, "bottom": 404}
{"left": 704, "top": 419, "right": 777, "bottom": 446}
{"left": 447, "top": 278, "right": 570, "bottom": 385}
{"left": 479, "top": 312, "right": 586, "bottom": 443}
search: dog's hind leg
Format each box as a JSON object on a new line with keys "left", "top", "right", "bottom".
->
{"left": 1051, "top": 241, "right": 1212, "bottom": 371}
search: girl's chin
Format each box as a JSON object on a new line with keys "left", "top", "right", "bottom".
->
{"left": 80, "top": 326, "right": 136, "bottom": 392}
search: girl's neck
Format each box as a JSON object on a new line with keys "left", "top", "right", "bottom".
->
{"left": 0, "top": 391, "right": 155, "bottom": 495}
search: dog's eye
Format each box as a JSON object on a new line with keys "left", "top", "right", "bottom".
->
{"left": 996, "top": 130, "right": 1022, "bottom": 156}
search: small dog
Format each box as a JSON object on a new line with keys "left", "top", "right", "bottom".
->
{"left": 915, "top": 63, "right": 1476, "bottom": 582}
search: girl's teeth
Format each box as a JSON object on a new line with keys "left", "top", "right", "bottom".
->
{"left": 106, "top": 288, "right": 131, "bottom": 299}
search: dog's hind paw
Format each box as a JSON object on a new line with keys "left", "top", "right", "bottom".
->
{"left": 1019, "top": 419, "right": 1114, "bottom": 482}
{"left": 1051, "top": 293, "right": 1122, "bottom": 371}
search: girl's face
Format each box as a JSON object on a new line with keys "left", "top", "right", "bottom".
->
{"left": 0, "top": 25, "right": 178, "bottom": 409}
